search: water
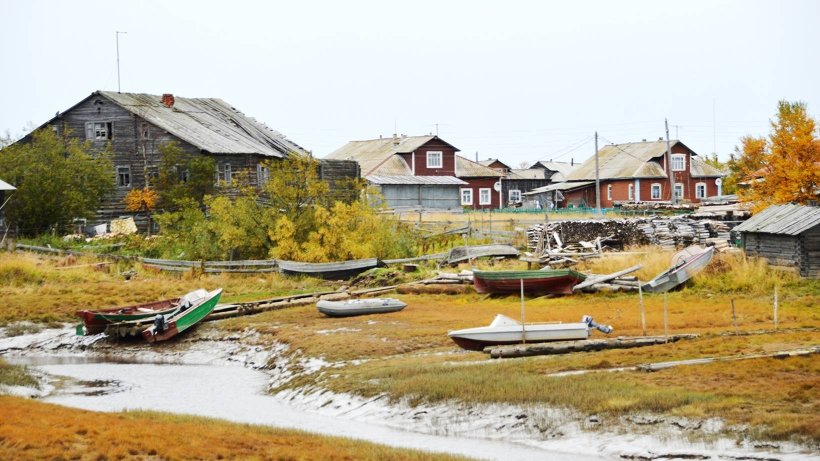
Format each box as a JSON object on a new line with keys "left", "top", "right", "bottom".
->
{"left": 19, "top": 357, "right": 603, "bottom": 461}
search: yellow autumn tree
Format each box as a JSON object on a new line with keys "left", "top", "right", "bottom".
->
{"left": 734, "top": 101, "right": 820, "bottom": 213}
{"left": 124, "top": 187, "right": 158, "bottom": 235}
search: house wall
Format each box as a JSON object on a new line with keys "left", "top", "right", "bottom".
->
{"left": 460, "top": 177, "right": 501, "bottom": 209}
{"left": 398, "top": 139, "right": 457, "bottom": 176}
{"left": 374, "top": 184, "right": 461, "bottom": 210}
{"left": 502, "top": 178, "right": 551, "bottom": 205}
{"left": 742, "top": 227, "right": 820, "bottom": 278}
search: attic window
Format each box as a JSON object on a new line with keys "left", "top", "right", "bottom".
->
{"left": 427, "top": 151, "right": 443, "bottom": 168}
{"left": 140, "top": 123, "right": 150, "bottom": 139}
{"left": 85, "top": 122, "right": 112, "bottom": 140}
{"left": 671, "top": 154, "right": 685, "bottom": 171}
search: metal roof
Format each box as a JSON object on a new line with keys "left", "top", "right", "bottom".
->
{"left": 522, "top": 180, "right": 595, "bottom": 195}
{"left": 566, "top": 141, "right": 672, "bottom": 180}
{"left": 507, "top": 168, "right": 548, "bottom": 180}
{"left": 455, "top": 156, "right": 503, "bottom": 178}
{"left": 733, "top": 204, "right": 820, "bottom": 235}
{"left": 326, "top": 136, "right": 446, "bottom": 175}
{"left": 98, "top": 91, "right": 306, "bottom": 157}
{"left": 0, "top": 178, "right": 15, "bottom": 191}
{"left": 690, "top": 156, "right": 725, "bottom": 177}
{"left": 366, "top": 175, "right": 467, "bottom": 185}
{"left": 531, "top": 160, "right": 577, "bottom": 177}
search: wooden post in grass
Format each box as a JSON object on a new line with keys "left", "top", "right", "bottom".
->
{"left": 520, "top": 278, "right": 526, "bottom": 344}
{"left": 731, "top": 298, "right": 739, "bottom": 336}
{"left": 638, "top": 284, "right": 646, "bottom": 336}
{"left": 774, "top": 286, "right": 779, "bottom": 331}
{"left": 663, "top": 292, "right": 669, "bottom": 342}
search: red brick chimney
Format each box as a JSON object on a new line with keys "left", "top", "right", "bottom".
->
{"left": 161, "top": 93, "right": 175, "bottom": 108}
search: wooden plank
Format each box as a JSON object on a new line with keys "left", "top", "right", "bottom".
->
{"left": 572, "top": 264, "right": 642, "bottom": 291}
{"left": 488, "top": 334, "right": 699, "bottom": 358}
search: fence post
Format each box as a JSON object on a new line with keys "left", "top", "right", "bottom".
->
{"left": 731, "top": 298, "right": 739, "bottom": 336}
{"left": 663, "top": 292, "right": 669, "bottom": 341}
{"left": 638, "top": 284, "right": 646, "bottom": 336}
{"left": 773, "top": 286, "right": 779, "bottom": 331}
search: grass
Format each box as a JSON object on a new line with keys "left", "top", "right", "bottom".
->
{"left": 0, "top": 396, "right": 471, "bottom": 461}
{"left": 0, "top": 359, "right": 39, "bottom": 389}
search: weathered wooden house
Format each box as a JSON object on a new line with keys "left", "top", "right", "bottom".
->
{"left": 0, "top": 178, "right": 14, "bottom": 231}
{"left": 559, "top": 140, "right": 724, "bottom": 208}
{"left": 20, "top": 91, "right": 358, "bottom": 229}
{"left": 326, "top": 135, "right": 502, "bottom": 210}
{"left": 733, "top": 204, "right": 820, "bottom": 278}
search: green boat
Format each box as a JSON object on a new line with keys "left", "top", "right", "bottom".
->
{"left": 472, "top": 269, "right": 586, "bottom": 295}
{"left": 142, "top": 288, "right": 223, "bottom": 343}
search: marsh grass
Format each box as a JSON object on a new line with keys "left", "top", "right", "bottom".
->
{"left": 0, "top": 359, "right": 39, "bottom": 388}
{"left": 0, "top": 396, "right": 470, "bottom": 461}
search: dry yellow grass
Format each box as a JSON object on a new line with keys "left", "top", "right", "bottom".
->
{"left": 0, "top": 396, "right": 470, "bottom": 461}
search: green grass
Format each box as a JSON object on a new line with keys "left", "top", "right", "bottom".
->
{"left": 0, "top": 359, "right": 39, "bottom": 389}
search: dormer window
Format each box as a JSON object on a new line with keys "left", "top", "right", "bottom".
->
{"left": 671, "top": 154, "right": 685, "bottom": 171}
{"left": 427, "top": 151, "right": 442, "bottom": 168}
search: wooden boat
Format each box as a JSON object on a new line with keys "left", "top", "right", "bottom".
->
{"left": 277, "top": 258, "right": 383, "bottom": 280}
{"left": 448, "top": 314, "right": 613, "bottom": 351}
{"left": 76, "top": 297, "right": 181, "bottom": 335}
{"left": 642, "top": 245, "right": 715, "bottom": 293}
{"left": 142, "top": 288, "right": 223, "bottom": 343}
{"left": 316, "top": 298, "right": 406, "bottom": 317}
{"left": 472, "top": 269, "right": 586, "bottom": 295}
{"left": 445, "top": 244, "right": 519, "bottom": 265}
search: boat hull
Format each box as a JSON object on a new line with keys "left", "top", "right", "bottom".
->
{"left": 472, "top": 269, "right": 586, "bottom": 295}
{"left": 317, "top": 298, "right": 406, "bottom": 317}
{"left": 142, "top": 289, "right": 222, "bottom": 343}
{"left": 449, "top": 322, "right": 591, "bottom": 351}
{"left": 76, "top": 298, "right": 180, "bottom": 335}
{"left": 642, "top": 246, "right": 715, "bottom": 293}
{"left": 277, "top": 258, "right": 383, "bottom": 280}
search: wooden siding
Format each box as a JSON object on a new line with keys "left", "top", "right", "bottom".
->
{"left": 741, "top": 229, "right": 820, "bottom": 278}
{"left": 503, "top": 179, "right": 550, "bottom": 205}
{"left": 461, "top": 177, "right": 501, "bottom": 210}
{"left": 373, "top": 184, "right": 461, "bottom": 210}
{"left": 398, "top": 139, "right": 457, "bottom": 176}
{"left": 319, "top": 159, "right": 361, "bottom": 203}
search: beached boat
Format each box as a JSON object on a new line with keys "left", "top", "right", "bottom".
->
{"left": 142, "top": 288, "right": 223, "bottom": 343}
{"left": 472, "top": 269, "right": 586, "bottom": 295}
{"left": 445, "top": 244, "right": 520, "bottom": 265}
{"left": 316, "top": 298, "right": 407, "bottom": 317}
{"left": 448, "top": 314, "right": 613, "bottom": 351}
{"left": 642, "top": 245, "right": 715, "bottom": 293}
{"left": 277, "top": 258, "right": 383, "bottom": 280}
{"left": 76, "top": 297, "right": 181, "bottom": 335}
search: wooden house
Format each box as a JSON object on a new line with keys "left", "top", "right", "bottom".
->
{"left": 326, "top": 135, "right": 502, "bottom": 210}
{"left": 0, "top": 178, "right": 14, "bottom": 231}
{"left": 559, "top": 140, "right": 724, "bottom": 208}
{"left": 733, "top": 204, "right": 820, "bottom": 278}
{"left": 19, "top": 91, "right": 358, "bottom": 229}
{"left": 478, "top": 159, "right": 577, "bottom": 206}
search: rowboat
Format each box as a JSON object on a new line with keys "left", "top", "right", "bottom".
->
{"left": 142, "top": 288, "right": 223, "bottom": 343}
{"left": 277, "top": 258, "right": 383, "bottom": 280}
{"left": 472, "top": 269, "right": 586, "bottom": 295}
{"left": 448, "top": 314, "right": 613, "bottom": 351}
{"left": 316, "top": 298, "right": 407, "bottom": 317}
{"left": 445, "top": 244, "right": 519, "bottom": 265}
{"left": 642, "top": 245, "right": 715, "bottom": 293}
{"left": 76, "top": 297, "right": 181, "bottom": 335}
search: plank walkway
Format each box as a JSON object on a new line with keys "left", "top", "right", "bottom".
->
{"left": 486, "top": 334, "right": 699, "bottom": 359}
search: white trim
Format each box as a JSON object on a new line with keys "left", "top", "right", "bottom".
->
{"left": 628, "top": 184, "right": 634, "bottom": 201}
{"left": 509, "top": 189, "right": 521, "bottom": 203}
{"left": 651, "top": 183, "right": 662, "bottom": 200}
{"left": 426, "top": 151, "right": 443, "bottom": 168}
{"left": 671, "top": 154, "right": 685, "bottom": 171}
{"left": 460, "top": 188, "right": 473, "bottom": 205}
{"left": 116, "top": 165, "right": 131, "bottom": 188}
{"left": 479, "top": 188, "right": 492, "bottom": 205}
{"left": 695, "top": 182, "right": 707, "bottom": 199}
{"left": 606, "top": 184, "right": 612, "bottom": 201}
{"left": 674, "top": 183, "right": 684, "bottom": 200}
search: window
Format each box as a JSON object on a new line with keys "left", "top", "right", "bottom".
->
{"left": 671, "top": 154, "right": 685, "bottom": 171}
{"left": 140, "top": 122, "right": 150, "bottom": 139}
{"left": 695, "top": 182, "right": 707, "bottom": 199}
{"left": 479, "top": 188, "right": 492, "bottom": 205}
{"left": 651, "top": 183, "right": 661, "bottom": 200}
{"left": 223, "top": 163, "right": 232, "bottom": 185}
{"left": 116, "top": 166, "right": 131, "bottom": 188}
{"left": 607, "top": 184, "right": 612, "bottom": 200}
{"left": 460, "top": 188, "right": 473, "bottom": 205}
{"left": 427, "top": 151, "right": 443, "bottom": 168}
{"left": 257, "top": 163, "right": 270, "bottom": 185}
{"left": 674, "top": 183, "right": 684, "bottom": 200}
{"left": 177, "top": 166, "right": 189, "bottom": 183}
{"left": 85, "top": 122, "right": 112, "bottom": 140}
{"left": 628, "top": 184, "right": 634, "bottom": 201}
{"left": 509, "top": 189, "right": 521, "bottom": 203}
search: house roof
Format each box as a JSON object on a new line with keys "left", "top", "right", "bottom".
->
{"left": 733, "top": 204, "right": 820, "bottom": 236}
{"left": 367, "top": 175, "right": 467, "bottom": 185}
{"left": 507, "top": 168, "right": 549, "bottom": 180}
{"left": 456, "top": 156, "right": 503, "bottom": 178}
{"left": 0, "top": 179, "right": 15, "bottom": 191}
{"left": 565, "top": 140, "right": 674, "bottom": 181}
{"left": 92, "top": 91, "right": 306, "bottom": 158}
{"left": 690, "top": 156, "right": 726, "bottom": 177}
{"left": 522, "top": 181, "right": 595, "bottom": 196}
{"left": 531, "top": 160, "right": 577, "bottom": 177}
{"left": 479, "top": 158, "right": 511, "bottom": 170}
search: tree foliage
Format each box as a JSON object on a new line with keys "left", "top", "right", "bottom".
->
{"left": 153, "top": 141, "right": 216, "bottom": 210}
{"left": 0, "top": 129, "right": 114, "bottom": 235}
{"left": 732, "top": 101, "right": 819, "bottom": 212}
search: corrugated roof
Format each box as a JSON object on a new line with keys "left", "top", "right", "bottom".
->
{"left": 98, "top": 91, "right": 306, "bottom": 157}
{"left": 690, "top": 156, "right": 725, "bottom": 177}
{"left": 566, "top": 141, "right": 674, "bottom": 181}
{"left": 531, "top": 161, "right": 577, "bottom": 177}
{"left": 373, "top": 155, "right": 413, "bottom": 175}
{"left": 325, "top": 136, "right": 441, "bottom": 174}
{"left": 522, "top": 181, "right": 595, "bottom": 195}
{"left": 366, "top": 175, "right": 467, "bottom": 185}
{"left": 455, "top": 156, "right": 503, "bottom": 178}
{"left": 733, "top": 204, "right": 820, "bottom": 235}
{"left": 507, "top": 169, "right": 548, "bottom": 180}
{"left": 0, "top": 178, "right": 15, "bottom": 191}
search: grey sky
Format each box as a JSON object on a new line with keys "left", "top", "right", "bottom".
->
{"left": 2, "top": 0, "right": 818, "bottom": 165}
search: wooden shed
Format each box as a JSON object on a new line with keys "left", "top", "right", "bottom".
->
{"left": 733, "top": 204, "right": 820, "bottom": 278}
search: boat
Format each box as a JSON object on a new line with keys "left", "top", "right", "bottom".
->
{"left": 142, "top": 288, "right": 223, "bottom": 343}
{"left": 76, "top": 297, "right": 181, "bottom": 335}
{"left": 472, "top": 269, "right": 586, "bottom": 295}
{"left": 277, "top": 258, "right": 383, "bottom": 280}
{"left": 448, "top": 314, "right": 613, "bottom": 351}
{"left": 445, "top": 244, "right": 520, "bottom": 265}
{"left": 316, "top": 298, "right": 407, "bottom": 317}
{"left": 642, "top": 245, "right": 715, "bottom": 293}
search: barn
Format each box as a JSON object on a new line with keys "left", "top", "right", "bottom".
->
{"left": 733, "top": 204, "right": 820, "bottom": 278}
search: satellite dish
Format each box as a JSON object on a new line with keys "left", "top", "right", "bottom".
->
{"left": 493, "top": 181, "right": 501, "bottom": 192}
{"left": 715, "top": 178, "right": 723, "bottom": 186}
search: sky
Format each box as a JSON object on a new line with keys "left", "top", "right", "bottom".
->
{"left": 2, "top": 0, "right": 818, "bottom": 166}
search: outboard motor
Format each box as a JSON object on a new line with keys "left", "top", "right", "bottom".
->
{"left": 582, "top": 315, "right": 613, "bottom": 334}
{"left": 154, "top": 314, "right": 166, "bottom": 333}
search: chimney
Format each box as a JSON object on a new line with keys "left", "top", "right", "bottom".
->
{"left": 161, "top": 93, "right": 175, "bottom": 108}
{"left": 571, "top": 158, "right": 574, "bottom": 166}
{"left": 392, "top": 133, "right": 399, "bottom": 146}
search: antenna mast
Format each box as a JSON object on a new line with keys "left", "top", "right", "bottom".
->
{"left": 116, "top": 31, "right": 127, "bottom": 93}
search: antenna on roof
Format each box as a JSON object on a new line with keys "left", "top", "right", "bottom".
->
{"left": 116, "top": 31, "right": 127, "bottom": 93}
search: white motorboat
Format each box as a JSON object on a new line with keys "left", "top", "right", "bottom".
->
{"left": 448, "top": 314, "right": 613, "bottom": 351}
{"left": 642, "top": 245, "right": 715, "bottom": 293}
{"left": 316, "top": 298, "right": 407, "bottom": 317}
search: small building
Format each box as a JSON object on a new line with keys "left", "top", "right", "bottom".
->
{"left": 0, "top": 178, "right": 15, "bottom": 231}
{"left": 478, "top": 159, "right": 577, "bottom": 206}
{"left": 733, "top": 204, "right": 820, "bottom": 278}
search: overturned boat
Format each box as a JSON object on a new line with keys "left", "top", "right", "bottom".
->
{"left": 448, "top": 314, "right": 613, "bottom": 351}
{"left": 472, "top": 269, "right": 586, "bottom": 295}
{"left": 642, "top": 245, "right": 715, "bottom": 293}
{"left": 316, "top": 298, "right": 406, "bottom": 317}
{"left": 277, "top": 258, "right": 383, "bottom": 280}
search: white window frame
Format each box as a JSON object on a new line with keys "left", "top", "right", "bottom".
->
{"left": 116, "top": 165, "right": 131, "bottom": 188}
{"left": 606, "top": 184, "right": 612, "bottom": 201}
{"left": 86, "top": 121, "right": 112, "bottom": 140}
{"left": 460, "top": 188, "right": 473, "bottom": 205}
{"left": 426, "top": 151, "right": 443, "bottom": 168}
{"left": 671, "top": 154, "right": 685, "bottom": 171}
{"left": 651, "top": 183, "right": 662, "bottom": 200}
{"left": 674, "top": 183, "right": 684, "bottom": 200}
{"left": 224, "top": 163, "right": 232, "bottom": 185}
{"left": 509, "top": 189, "right": 521, "bottom": 203}
{"left": 257, "top": 163, "right": 270, "bottom": 185}
{"left": 695, "top": 182, "right": 707, "bottom": 199}
{"left": 628, "top": 184, "right": 634, "bottom": 201}
{"left": 479, "top": 188, "right": 492, "bottom": 205}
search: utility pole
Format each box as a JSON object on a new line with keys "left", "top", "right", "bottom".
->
{"left": 665, "top": 119, "right": 677, "bottom": 205}
{"left": 116, "top": 31, "right": 127, "bottom": 93}
{"left": 594, "top": 131, "right": 601, "bottom": 217}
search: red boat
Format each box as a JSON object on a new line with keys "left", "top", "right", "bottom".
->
{"left": 472, "top": 269, "right": 586, "bottom": 295}
{"left": 76, "top": 297, "right": 180, "bottom": 335}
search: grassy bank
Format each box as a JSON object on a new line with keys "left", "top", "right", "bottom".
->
{"left": 0, "top": 396, "right": 469, "bottom": 461}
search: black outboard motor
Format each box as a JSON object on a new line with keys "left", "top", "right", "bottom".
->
{"left": 582, "top": 315, "right": 613, "bottom": 334}
{"left": 154, "top": 314, "right": 166, "bottom": 333}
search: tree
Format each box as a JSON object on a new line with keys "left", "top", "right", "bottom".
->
{"left": 124, "top": 187, "right": 158, "bottom": 235}
{"left": 0, "top": 129, "right": 114, "bottom": 235}
{"left": 153, "top": 141, "right": 216, "bottom": 210}
{"left": 732, "top": 101, "right": 819, "bottom": 212}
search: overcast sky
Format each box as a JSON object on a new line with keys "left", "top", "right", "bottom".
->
{"left": 2, "top": 0, "right": 818, "bottom": 166}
